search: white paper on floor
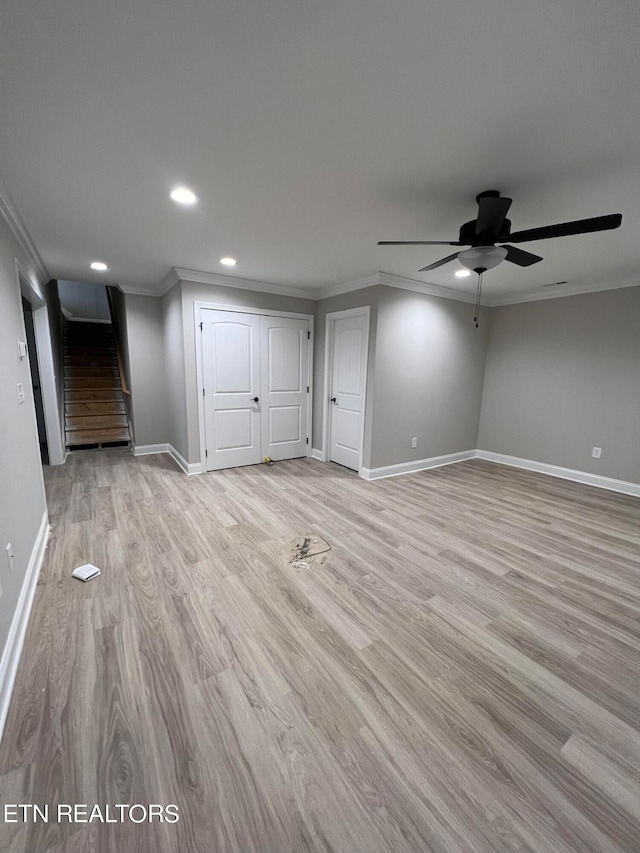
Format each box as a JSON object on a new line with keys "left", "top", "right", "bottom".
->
{"left": 71, "top": 563, "right": 102, "bottom": 581}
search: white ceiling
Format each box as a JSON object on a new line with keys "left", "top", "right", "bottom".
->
{"left": 1, "top": 0, "right": 639, "bottom": 301}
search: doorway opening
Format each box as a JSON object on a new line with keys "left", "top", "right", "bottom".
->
{"left": 21, "top": 296, "right": 49, "bottom": 464}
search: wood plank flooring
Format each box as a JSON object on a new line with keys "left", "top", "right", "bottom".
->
{"left": 1, "top": 450, "right": 639, "bottom": 852}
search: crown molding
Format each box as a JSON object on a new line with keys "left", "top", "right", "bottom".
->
{"left": 158, "top": 267, "right": 182, "bottom": 296}
{"left": 0, "top": 176, "right": 49, "bottom": 284}
{"left": 311, "top": 273, "right": 383, "bottom": 300}
{"left": 485, "top": 276, "right": 640, "bottom": 307}
{"left": 312, "top": 271, "right": 481, "bottom": 304}
{"left": 119, "top": 266, "right": 640, "bottom": 308}
{"left": 118, "top": 285, "right": 162, "bottom": 296}
{"left": 170, "top": 267, "right": 314, "bottom": 300}
{"left": 378, "top": 272, "right": 479, "bottom": 304}
{"left": 119, "top": 269, "right": 182, "bottom": 297}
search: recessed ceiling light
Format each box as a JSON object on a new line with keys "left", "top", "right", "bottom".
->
{"left": 455, "top": 269, "right": 471, "bottom": 278}
{"left": 220, "top": 257, "right": 236, "bottom": 266}
{"left": 170, "top": 186, "right": 198, "bottom": 205}
{"left": 90, "top": 261, "right": 108, "bottom": 271}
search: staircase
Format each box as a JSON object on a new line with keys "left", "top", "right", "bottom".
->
{"left": 64, "top": 321, "right": 130, "bottom": 448}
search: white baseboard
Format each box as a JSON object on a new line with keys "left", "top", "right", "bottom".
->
{"left": 360, "top": 450, "right": 476, "bottom": 481}
{"left": 168, "top": 444, "right": 202, "bottom": 475}
{"left": 0, "top": 511, "right": 49, "bottom": 743}
{"left": 311, "top": 448, "right": 325, "bottom": 462}
{"left": 133, "top": 443, "right": 202, "bottom": 475}
{"left": 475, "top": 450, "right": 640, "bottom": 498}
{"left": 133, "top": 442, "right": 170, "bottom": 456}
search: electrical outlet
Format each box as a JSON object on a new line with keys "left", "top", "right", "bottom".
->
{"left": 592, "top": 447, "right": 602, "bottom": 459}
{"left": 411, "top": 437, "right": 417, "bottom": 448}
{"left": 6, "top": 543, "right": 14, "bottom": 572}
{"left": 16, "top": 383, "right": 25, "bottom": 404}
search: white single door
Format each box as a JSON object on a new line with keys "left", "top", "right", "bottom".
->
{"left": 329, "top": 313, "right": 368, "bottom": 470}
{"left": 261, "top": 316, "right": 309, "bottom": 461}
{"left": 202, "top": 310, "right": 262, "bottom": 471}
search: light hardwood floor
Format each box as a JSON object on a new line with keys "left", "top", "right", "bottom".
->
{"left": 1, "top": 450, "right": 639, "bottom": 852}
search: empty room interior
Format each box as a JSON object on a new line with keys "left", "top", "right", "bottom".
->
{"left": 1, "top": 1, "right": 639, "bottom": 851}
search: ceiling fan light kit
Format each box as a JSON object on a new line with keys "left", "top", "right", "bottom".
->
{"left": 458, "top": 245, "right": 507, "bottom": 272}
{"left": 378, "top": 190, "right": 622, "bottom": 325}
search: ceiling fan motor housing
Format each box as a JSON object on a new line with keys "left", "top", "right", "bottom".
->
{"left": 459, "top": 219, "right": 511, "bottom": 246}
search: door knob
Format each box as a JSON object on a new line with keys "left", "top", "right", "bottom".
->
{"left": 330, "top": 397, "right": 337, "bottom": 403}
{"left": 252, "top": 396, "right": 259, "bottom": 402}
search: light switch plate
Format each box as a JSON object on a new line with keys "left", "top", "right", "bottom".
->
{"left": 18, "top": 341, "right": 28, "bottom": 359}
{"left": 16, "top": 383, "right": 25, "bottom": 404}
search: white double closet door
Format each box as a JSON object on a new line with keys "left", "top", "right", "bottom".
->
{"left": 202, "top": 309, "right": 310, "bottom": 471}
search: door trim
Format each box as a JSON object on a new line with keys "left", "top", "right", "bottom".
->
{"left": 17, "top": 262, "right": 66, "bottom": 466}
{"left": 322, "top": 306, "right": 370, "bottom": 474}
{"left": 194, "top": 301, "right": 314, "bottom": 475}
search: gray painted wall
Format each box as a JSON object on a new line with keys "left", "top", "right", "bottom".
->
{"left": 477, "top": 286, "right": 640, "bottom": 483}
{"left": 162, "top": 283, "right": 189, "bottom": 460}
{"left": 0, "top": 215, "right": 49, "bottom": 670}
{"left": 124, "top": 294, "right": 169, "bottom": 447}
{"left": 313, "top": 286, "right": 382, "bottom": 467}
{"left": 180, "top": 280, "right": 315, "bottom": 464}
{"left": 117, "top": 278, "right": 639, "bottom": 487}
{"left": 369, "top": 287, "right": 488, "bottom": 469}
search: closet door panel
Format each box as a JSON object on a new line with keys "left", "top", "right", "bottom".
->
{"left": 202, "top": 310, "right": 262, "bottom": 471}
{"left": 261, "top": 317, "right": 309, "bottom": 461}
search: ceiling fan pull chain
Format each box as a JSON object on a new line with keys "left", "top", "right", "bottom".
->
{"left": 473, "top": 270, "right": 484, "bottom": 329}
{"left": 474, "top": 271, "right": 483, "bottom": 327}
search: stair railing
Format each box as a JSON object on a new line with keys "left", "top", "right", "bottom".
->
{"left": 106, "top": 285, "right": 134, "bottom": 447}
{"left": 105, "top": 286, "right": 131, "bottom": 397}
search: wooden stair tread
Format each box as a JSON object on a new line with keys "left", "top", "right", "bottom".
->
{"left": 66, "top": 401, "right": 126, "bottom": 415}
{"left": 66, "top": 414, "right": 128, "bottom": 430}
{"left": 63, "top": 342, "right": 115, "bottom": 356}
{"left": 66, "top": 428, "right": 130, "bottom": 445}
{"left": 64, "top": 356, "right": 117, "bottom": 367}
{"left": 65, "top": 389, "right": 124, "bottom": 402}
{"left": 64, "top": 329, "right": 114, "bottom": 338}
{"left": 63, "top": 336, "right": 115, "bottom": 346}
{"left": 64, "top": 323, "right": 114, "bottom": 334}
{"left": 65, "top": 378, "right": 122, "bottom": 390}
{"left": 64, "top": 338, "right": 115, "bottom": 347}
{"left": 64, "top": 367, "right": 120, "bottom": 378}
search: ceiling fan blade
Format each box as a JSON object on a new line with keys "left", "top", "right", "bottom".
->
{"left": 502, "top": 245, "right": 543, "bottom": 267}
{"left": 476, "top": 195, "right": 512, "bottom": 235}
{"left": 509, "top": 213, "right": 622, "bottom": 243}
{"left": 419, "top": 252, "right": 460, "bottom": 272}
{"left": 378, "top": 240, "right": 463, "bottom": 246}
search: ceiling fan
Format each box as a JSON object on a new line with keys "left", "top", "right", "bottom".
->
{"left": 378, "top": 190, "right": 622, "bottom": 274}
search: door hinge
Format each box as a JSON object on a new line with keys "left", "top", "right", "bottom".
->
{"left": 202, "top": 387, "right": 205, "bottom": 397}
{"left": 306, "top": 385, "right": 309, "bottom": 393}
{"left": 200, "top": 321, "right": 203, "bottom": 331}
{"left": 205, "top": 449, "right": 208, "bottom": 457}
{"left": 306, "top": 437, "right": 309, "bottom": 444}
{"left": 307, "top": 330, "right": 310, "bottom": 339}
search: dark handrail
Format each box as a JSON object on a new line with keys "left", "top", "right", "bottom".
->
{"left": 106, "top": 286, "right": 132, "bottom": 396}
